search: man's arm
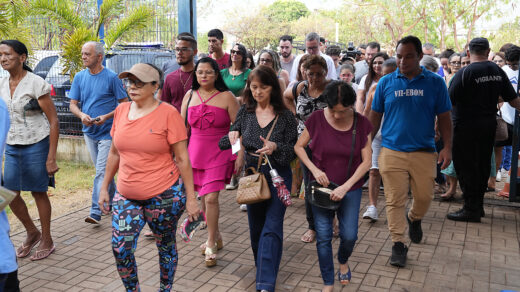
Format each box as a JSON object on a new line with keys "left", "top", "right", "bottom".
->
{"left": 92, "top": 97, "right": 127, "bottom": 126}
{"left": 70, "top": 99, "right": 93, "bottom": 126}
{"left": 368, "top": 110, "right": 383, "bottom": 140}
{"left": 437, "top": 111, "right": 452, "bottom": 170}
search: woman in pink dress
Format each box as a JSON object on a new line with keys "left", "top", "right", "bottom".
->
{"left": 180, "top": 57, "right": 240, "bottom": 267}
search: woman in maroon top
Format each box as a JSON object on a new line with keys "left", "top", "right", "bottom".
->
{"left": 294, "top": 80, "right": 372, "bottom": 290}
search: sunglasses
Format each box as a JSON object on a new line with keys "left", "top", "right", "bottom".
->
{"left": 231, "top": 49, "right": 242, "bottom": 55}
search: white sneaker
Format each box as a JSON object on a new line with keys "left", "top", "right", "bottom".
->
{"left": 496, "top": 171, "right": 502, "bottom": 182}
{"left": 226, "top": 177, "right": 238, "bottom": 190}
{"left": 240, "top": 204, "right": 247, "bottom": 212}
{"left": 363, "top": 205, "right": 378, "bottom": 222}
{"left": 501, "top": 168, "right": 508, "bottom": 179}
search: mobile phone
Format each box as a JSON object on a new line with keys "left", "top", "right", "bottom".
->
{"left": 94, "top": 117, "right": 101, "bottom": 122}
{"left": 180, "top": 211, "right": 206, "bottom": 242}
{"left": 48, "top": 176, "right": 55, "bottom": 188}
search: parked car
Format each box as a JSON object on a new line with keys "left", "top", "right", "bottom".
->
{"left": 46, "top": 47, "right": 175, "bottom": 136}
{"left": 33, "top": 55, "right": 59, "bottom": 80}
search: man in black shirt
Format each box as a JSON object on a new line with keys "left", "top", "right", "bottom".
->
{"left": 447, "top": 38, "right": 520, "bottom": 222}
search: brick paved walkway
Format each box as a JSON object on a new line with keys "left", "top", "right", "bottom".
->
{"left": 11, "top": 190, "right": 520, "bottom": 292}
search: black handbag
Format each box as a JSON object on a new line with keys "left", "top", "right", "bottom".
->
{"left": 308, "top": 112, "right": 358, "bottom": 210}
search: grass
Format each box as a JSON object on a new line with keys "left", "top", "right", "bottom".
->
{"left": 7, "top": 160, "right": 96, "bottom": 230}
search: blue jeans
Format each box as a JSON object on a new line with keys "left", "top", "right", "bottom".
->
{"left": 246, "top": 163, "right": 291, "bottom": 292}
{"left": 312, "top": 188, "right": 362, "bottom": 286}
{"left": 84, "top": 135, "right": 115, "bottom": 220}
{"left": 501, "top": 146, "right": 512, "bottom": 171}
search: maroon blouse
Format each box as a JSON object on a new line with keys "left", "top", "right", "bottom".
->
{"left": 305, "top": 110, "right": 372, "bottom": 190}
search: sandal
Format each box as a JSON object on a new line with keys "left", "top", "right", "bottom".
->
{"left": 301, "top": 229, "right": 316, "bottom": 243}
{"left": 337, "top": 267, "right": 351, "bottom": 285}
{"left": 440, "top": 192, "right": 455, "bottom": 201}
{"left": 205, "top": 243, "right": 218, "bottom": 267}
{"left": 30, "top": 245, "right": 56, "bottom": 261}
{"left": 16, "top": 236, "right": 41, "bottom": 258}
{"left": 201, "top": 239, "right": 223, "bottom": 255}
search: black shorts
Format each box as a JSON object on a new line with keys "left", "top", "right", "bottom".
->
{"left": 495, "top": 123, "right": 514, "bottom": 147}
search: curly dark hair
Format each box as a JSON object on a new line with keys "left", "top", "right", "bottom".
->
{"left": 242, "top": 65, "right": 287, "bottom": 115}
{"left": 302, "top": 54, "right": 327, "bottom": 72}
{"left": 365, "top": 52, "right": 389, "bottom": 90}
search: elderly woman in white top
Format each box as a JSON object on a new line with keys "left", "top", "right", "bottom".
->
{"left": 0, "top": 40, "right": 59, "bottom": 261}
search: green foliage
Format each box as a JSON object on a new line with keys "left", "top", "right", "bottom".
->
{"left": 265, "top": 0, "right": 309, "bottom": 23}
{"left": 62, "top": 27, "right": 98, "bottom": 79}
{"left": 0, "top": 0, "right": 31, "bottom": 44}
{"left": 197, "top": 32, "right": 209, "bottom": 54}
{"left": 28, "top": 0, "right": 154, "bottom": 79}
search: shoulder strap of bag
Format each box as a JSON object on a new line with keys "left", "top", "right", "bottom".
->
{"left": 346, "top": 112, "right": 358, "bottom": 177}
{"left": 257, "top": 115, "right": 279, "bottom": 171}
{"left": 292, "top": 80, "right": 303, "bottom": 99}
{"left": 184, "top": 90, "right": 194, "bottom": 128}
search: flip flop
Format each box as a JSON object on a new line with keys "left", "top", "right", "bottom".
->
{"left": 16, "top": 237, "right": 41, "bottom": 258}
{"left": 30, "top": 245, "right": 56, "bottom": 261}
{"left": 301, "top": 230, "right": 315, "bottom": 243}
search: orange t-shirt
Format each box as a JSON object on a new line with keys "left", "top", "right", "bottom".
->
{"left": 111, "top": 101, "right": 187, "bottom": 200}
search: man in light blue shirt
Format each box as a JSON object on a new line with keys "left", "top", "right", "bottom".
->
{"left": 369, "top": 36, "right": 452, "bottom": 268}
{"left": 69, "top": 41, "right": 127, "bottom": 224}
{"left": 0, "top": 98, "right": 19, "bottom": 291}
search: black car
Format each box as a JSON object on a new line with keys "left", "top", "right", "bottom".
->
{"left": 46, "top": 48, "right": 175, "bottom": 136}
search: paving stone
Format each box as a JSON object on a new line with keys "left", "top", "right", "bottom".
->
{"left": 11, "top": 190, "right": 520, "bottom": 292}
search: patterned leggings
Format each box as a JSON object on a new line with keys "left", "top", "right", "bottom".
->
{"left": 111, "top": 180, "right": 186, "bottom": 292}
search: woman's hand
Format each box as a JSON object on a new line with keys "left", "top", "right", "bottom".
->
{"left": 98, "top": 189, "right": 111, "bottom": 214}
{"left": 46, "top": 158, "right": 59, "bottom": 175}
{"left": 185, "top": 196, "right": 200, "bottom": 222}
{"left": 256, "top": 136, "right": 277, "bottom": 155}
{"left": 311, "top": 168, "right": 330, "bottom": 187}
{"left": 229, "top": 131, "right": 240, "bottom": 145}
{"left": 330, "top": 185, "right": 350, "bottom": 201}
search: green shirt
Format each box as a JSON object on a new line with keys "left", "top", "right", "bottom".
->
{"left": 220, "top": 68, "right": 251, "bottom": 97}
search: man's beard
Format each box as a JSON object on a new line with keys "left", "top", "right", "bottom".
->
{"left": 178, "top": 58, "right": 192, "bottom": 66}
{"left": 281, "top": 52, "right": 291, "bottom": 58}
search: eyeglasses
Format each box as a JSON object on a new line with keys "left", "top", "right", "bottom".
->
{"left": 307, "top": 72, "right": 325, "bottom": 78}
{"left": 450, "top": 61, "right": 461, "bottom": 65}
{"left": 231, "top": 50, "right": 241, "bottom": 55}
{"left": 461, "top": 61, "right": 471, "bottom": 66}
{"left": 307, "top": 46, "right": 319, "bottom": 51}
{"left": 259, "top": 58, "right": 273, "bottom": 63}
{"left": 123, "top": 78, "right": 147, "bottom": 89}
{"left": 196, "top": 70, "right": 215, "bottom": 76}
{"left": 175, "top": 47, "right": 192, "bottom": 54}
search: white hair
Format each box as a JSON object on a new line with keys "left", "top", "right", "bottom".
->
{"left": 83, "top": 41, "right": 105, "bottom": 58}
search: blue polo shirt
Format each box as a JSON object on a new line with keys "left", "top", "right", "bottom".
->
{"left": 69, "top": 68, "right": 127, "bottom": 140}
{"left": 372, "top": 67, "right": 452, "bottom": 152}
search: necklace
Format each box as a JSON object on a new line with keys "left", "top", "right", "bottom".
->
{"left": 179, "top": 69, "right": 193, "bottom": 92}
{"left": 229, "top": 67, "right": 242, "bottom": 80}
{"left": 199, "top": 89, "right": 217, "bottom": 102}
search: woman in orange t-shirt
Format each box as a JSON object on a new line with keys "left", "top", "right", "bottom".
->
{"left": 98, "top": 63, "right": 200, "bottom": 292}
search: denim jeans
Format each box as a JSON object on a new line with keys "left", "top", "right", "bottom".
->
{"left": 312, "top": 188, "right": 362, "bottom": 286}
{"left": 0, "top": 270, "right": 20, "bottom": 292}
{"left": 501, "top": 145, "right": 512, "bottom": 171}
{"left": 84, "top": 135, "right": 115, "bottom": 219}
{"left": 246, "top": 163, "right": 291, "bottom": 292}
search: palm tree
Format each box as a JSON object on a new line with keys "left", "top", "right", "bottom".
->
{"left": 0, "top": 0, "right": 31, "bottom": 45}
{"left": 30, "top": 0, "right": 154, "bottom": 78}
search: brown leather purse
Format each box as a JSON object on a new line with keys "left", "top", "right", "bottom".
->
{"left": 236, "top": 116, "right": 279, "bottom": 205}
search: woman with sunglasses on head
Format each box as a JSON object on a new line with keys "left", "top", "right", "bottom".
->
{"left": 0, "top": 40, "right": 59, "bottom": 261}
{"left": 257, "top": 49, "right": 289, "bottom": 91}
{"left": 227, "top": 65, "right": 297, "bottom": 292}
{"left": 355, "top": 52, "right": 389, "bottom": 114}
{"left": 295, "top": 80, "right": 372, "bottom": 290}
{"left": 220, "top": 43, "right": 251, "bottom": 99}
{"left": 181, "top": 57, "right": 240, "bottom": 267}
{"left": 98, "top": 63, "right": 200, "bottom": 292}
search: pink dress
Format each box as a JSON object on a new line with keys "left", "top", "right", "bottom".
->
{"left": 188, "top": 91, "right": 234, "bottom": 196}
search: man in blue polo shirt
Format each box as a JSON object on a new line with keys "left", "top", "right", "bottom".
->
{"left": 0, "top": 98, "right": 19, "bottom": 291}
{"left": 69, "top": 41, "right": 127, "bottom": 224}
{"left": 369, "top": 35, "right": 453, "bottom": 268}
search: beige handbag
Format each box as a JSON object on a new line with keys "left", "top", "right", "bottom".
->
{"left": 236, "top": 116, "right": 279, "bottom": 205}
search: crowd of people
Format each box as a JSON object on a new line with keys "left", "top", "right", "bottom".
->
{"left": 0, "top": 28, "right": 519, "bottom": 292}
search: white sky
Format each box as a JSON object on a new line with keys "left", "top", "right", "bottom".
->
{"left": 196, "top": 0, "right": 517, "bottom": 34}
